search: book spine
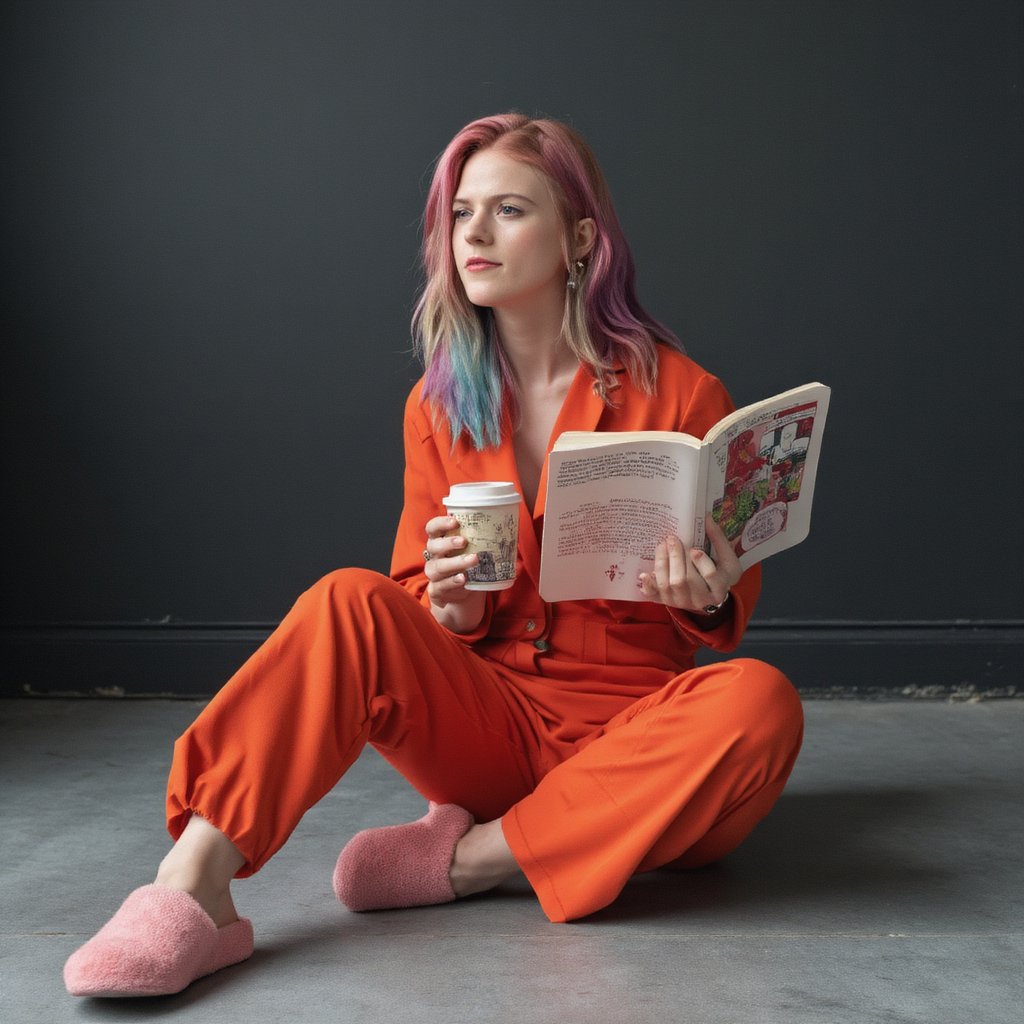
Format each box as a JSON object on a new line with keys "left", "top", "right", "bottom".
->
{"left": 693, "top": 443, "right": 711, "bottom": 553}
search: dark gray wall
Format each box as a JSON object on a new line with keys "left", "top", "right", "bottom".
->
{"left": 2, "top": 1, "right": 1021, "bottom": 694}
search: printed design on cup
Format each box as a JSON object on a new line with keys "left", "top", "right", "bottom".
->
{"left": 453, "top": 508, "right": 518, "bottom": 584}
{"left": 442, "top": 481, "right": 522, "bottom": 592}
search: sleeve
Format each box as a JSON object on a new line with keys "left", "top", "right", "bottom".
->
{"left": 389, "top": 385, "right": 496, "bottom": 643}
{"left": 663, "top": 370, "right": 762, "bottom": 653}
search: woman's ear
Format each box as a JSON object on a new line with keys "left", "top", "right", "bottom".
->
{"left": 574, "top": 218, "right": 597, "bottom": 259}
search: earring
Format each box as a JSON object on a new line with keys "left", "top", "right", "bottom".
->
{"left": 567, "top": 259, "right": 586, "bottom": 291}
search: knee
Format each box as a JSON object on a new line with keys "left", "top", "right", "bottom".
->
{"left": 720, "top": 658, "right": 804, "bottom": 754}
{"left": 305, "top": 567, "right": 396, "bottom": 606}
{"left": 708, "top": 659, "right": 802, "bottom": 757}
{"left": 297, "top": 568, "right": 412, "bottom": 625}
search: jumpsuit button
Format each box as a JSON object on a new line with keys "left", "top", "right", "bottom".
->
{"left": 533, "top": 639, "right": 550, "bottom": 652}
{"left": 525, "top": 620, "right": 536, "bottom": 632}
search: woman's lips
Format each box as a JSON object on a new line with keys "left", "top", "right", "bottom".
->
{"left": 465, "top": 258, "right": 501, "bottom": 271}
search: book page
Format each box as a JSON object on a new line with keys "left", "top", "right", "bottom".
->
{"left": 540, "top": 439, "right": 702, "bottom": 602}
{"left": 553, "top": 429, "right": 699, "bottom": 450}
{"left": 702, "top": 384, "right": 831, "bottom": 569}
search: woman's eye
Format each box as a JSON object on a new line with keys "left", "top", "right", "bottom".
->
{"left": 453, "top": 208, "right": 470, "bottom": 220}
{"left": 498, "top": 204, "right": 521, "bottom": 216}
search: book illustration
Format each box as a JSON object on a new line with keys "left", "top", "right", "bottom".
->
{"left": 711, "top": 401, "right": 818, "bottom": 558}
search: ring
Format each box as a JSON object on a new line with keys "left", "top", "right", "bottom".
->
{"left": 422, "top": 549, "right": 432, "bottom": 562}
{"left": 702, "top": 592, "right": 730, "bottom": 615}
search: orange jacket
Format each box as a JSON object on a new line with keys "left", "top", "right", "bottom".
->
{"left": 390, "top": 345, "right": 761, "bottom": 725}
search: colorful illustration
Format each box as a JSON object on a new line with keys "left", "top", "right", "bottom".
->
{"left": 712, "top": 402, "right": 816, "bottom": 558}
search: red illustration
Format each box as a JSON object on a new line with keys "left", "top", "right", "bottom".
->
{"left": 712, "top": 405, "right": 816, "bottom": 557}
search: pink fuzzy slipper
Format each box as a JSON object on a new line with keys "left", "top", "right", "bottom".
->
{"left": 333, "top": 802, "right": 474, "bottom": 912}
{"left": 64, "top": 885, "right": 254, "bottom": 998}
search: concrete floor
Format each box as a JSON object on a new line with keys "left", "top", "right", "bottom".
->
{"left": 1, "top": 697, "right": 1022, "bottom": 1024}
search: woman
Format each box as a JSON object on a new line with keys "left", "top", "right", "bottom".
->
{"left": 65, "top": 113, "right": 803, "bottom": 998}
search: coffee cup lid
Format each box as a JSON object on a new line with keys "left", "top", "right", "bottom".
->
{"left": 443, "top": 481, "right": 521, "bottom": 508}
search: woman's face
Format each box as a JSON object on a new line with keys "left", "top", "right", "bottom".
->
{"left": 451, "top": 148, "right": 568, "bottom": 314}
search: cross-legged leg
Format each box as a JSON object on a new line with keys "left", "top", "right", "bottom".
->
{"left": 501, "top": 657, "right": 803, "bottom": 922}
{"left": 165, "top": 568, "right": 540, "bottom": 882}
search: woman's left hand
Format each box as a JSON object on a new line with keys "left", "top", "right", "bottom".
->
{"left": 638, "top": 516, "right": 742, "bottom": 616}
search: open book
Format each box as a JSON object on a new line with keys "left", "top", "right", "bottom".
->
{"left": 538, "top": 382, "right": 831, "bottom": 602}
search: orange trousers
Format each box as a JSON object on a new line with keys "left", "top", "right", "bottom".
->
{"left": 167, "top": 569, "right": 803, "bottom": 923}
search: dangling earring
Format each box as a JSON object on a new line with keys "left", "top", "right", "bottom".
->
{"left": 567, "top": 259, "right": 586, "bottom": 291}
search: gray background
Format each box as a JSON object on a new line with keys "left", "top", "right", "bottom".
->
{"left": 2, "top": 1, "right": 1021, "bottom": 691}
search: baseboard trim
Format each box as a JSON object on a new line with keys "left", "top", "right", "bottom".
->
{"left": 1, "top": 620, "right": 1021, "bottom": 699}
{"left": 698, "top": 620, "right": 1022, "bottom": 699}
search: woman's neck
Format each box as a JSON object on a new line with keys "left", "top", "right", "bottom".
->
{"left": 493, "top": 296, "right": 577, "bottom": 387}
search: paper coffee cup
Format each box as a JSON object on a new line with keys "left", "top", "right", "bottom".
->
{"left": 442, "top": 481, "right": 521, "bottom": 591}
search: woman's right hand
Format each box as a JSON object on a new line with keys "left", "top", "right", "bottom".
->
{"left": 424, "top": 515, "right": 487, "bottom": 633}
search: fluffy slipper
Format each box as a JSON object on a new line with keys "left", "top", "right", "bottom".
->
{"left": 64, "top": 885, "right": 254, "bottom": 998}
{"left": 334, "top": 802, "right": 474, "bottom": 912}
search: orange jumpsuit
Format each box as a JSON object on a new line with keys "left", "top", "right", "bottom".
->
{"left": 167, "top": 346, "right": 803, "bottom": 923}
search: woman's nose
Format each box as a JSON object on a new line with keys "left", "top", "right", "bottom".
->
{"left": 463, "top": 211, "right": 491, "bottom": 246}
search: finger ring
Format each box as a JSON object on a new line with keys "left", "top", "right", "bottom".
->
{"left": 702, "top": 592, "right": 730, "bottom": 615}
{"left": 422, "top": 549, "right": 432, "bottom": 561}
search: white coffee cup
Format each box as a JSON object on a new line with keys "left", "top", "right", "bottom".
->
{"left": 442, "top": 481, "right": 522, "bottom": 591}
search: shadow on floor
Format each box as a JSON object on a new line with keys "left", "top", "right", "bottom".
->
{"left": 588, "top": 787, "right": 962, "bottom": 926}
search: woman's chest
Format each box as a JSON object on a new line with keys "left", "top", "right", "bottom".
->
{"left": 512, "top": 391, "right": 566, "bottom": 509}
